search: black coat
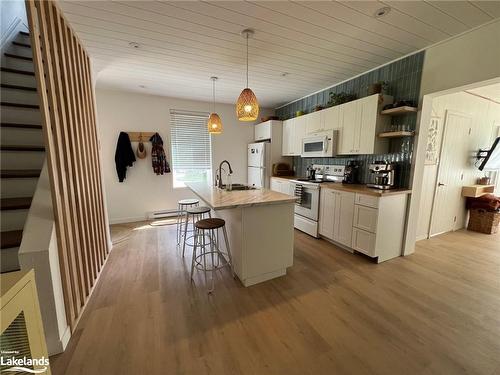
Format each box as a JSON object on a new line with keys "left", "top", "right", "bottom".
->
{"left": 115, "top": 132, "right": 136, "bottom": 182}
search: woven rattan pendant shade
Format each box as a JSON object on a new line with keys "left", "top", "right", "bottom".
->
{"left": 236, "top": 88, "right": 259, "bottom": 121}
{"left": 208, "top": 77, "right": 223, "bottom": 134}
{"left": 207, "top": 112, "right": 222, "bottom": 134}
{"left": 236, "top": 29, "right": 259, "bottom": 122}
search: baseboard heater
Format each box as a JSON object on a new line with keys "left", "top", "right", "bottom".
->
{"left": 148, "top": 209, "right": 179, "bottom": 220}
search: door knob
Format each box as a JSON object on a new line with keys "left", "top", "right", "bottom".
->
{"left": 438, "top": 182, "right": 446, "bottom": 186}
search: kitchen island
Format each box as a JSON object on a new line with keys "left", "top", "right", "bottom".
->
{"left": 186, "top": 182, "right": 296, "bottom": 286}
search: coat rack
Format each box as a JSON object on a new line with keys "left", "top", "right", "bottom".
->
{"left": 127, "top": 131, "right": 156, "bottom": 142}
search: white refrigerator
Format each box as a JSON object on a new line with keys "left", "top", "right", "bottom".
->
{"left": 248, "top": 142, "right": 272, "bottom": 189}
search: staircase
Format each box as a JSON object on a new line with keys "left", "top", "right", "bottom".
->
{"left": 1, "top": 31, "right": 45, "bottom": 273}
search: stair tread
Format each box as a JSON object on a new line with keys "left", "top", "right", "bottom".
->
{"left": 1, "top": 197, "right": 32, "bottom": 210}
{"left": 12, "top": 41, "right": 31, "bottom": 48}
{"left": 0, "top": 169, "right": 41, "bottom": 178}
{"left": 4, "top": 53, "right": 33, "bottom": 62}
{"left": 0, "top": 102, "right": 39, "bottom": 109}
{"left": 19, "top": 31, "right": 30, "bottom": 37}
{"left": 0, "top": 145, "right": 45, "bottom": 151}
{"left": 1, "top": 123, "right": 42, "bottom": 129}
{"left": 1, "top": 230, "right": 23, "bottom": 249}
{"left": 0, "top": 84, "right": 37, "bottom": 92}
{"left": 0, "top": 67, "right": 35, "bottom": 76}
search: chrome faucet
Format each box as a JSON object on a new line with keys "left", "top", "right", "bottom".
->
{"left": 217, "top": 160, "right": 233, "bottom": 188}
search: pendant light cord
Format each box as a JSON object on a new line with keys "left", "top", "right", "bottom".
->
{"left": 246, "top": 33, "right": 249, "bottom": 88}
{"left": 212, "top": 78, "right": 215, "bottom": 113}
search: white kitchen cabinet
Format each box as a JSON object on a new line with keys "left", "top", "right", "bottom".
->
{"left": 282, "top": 119, "right": 293, "bottom": 156}
{"left": 254, "top": 121, "right": 271, "bottom": 141}
{"left": 353, "top": 205, "right": 378, "bottom": 233}
{"left": 352, "top": 228, "right": 376, "bottom": 257}
{"left": 282, "top": 117, "right": 306, "bottom": 156}
{"left": 333, "top": 191, "right": 355, "bottom": 247}
{"left": 319, "top": 189, "right": 336, "bottom": 239}
{"left": 319, "top": 189, "right": 354, "bottom": 247}
{"left": 338, "top": 94, "right": 392, "bottom": 155}
{"left": 270, "top": 177, "right": 293, "bottom": 195}
{"left": 305, "top": 110, "right": 323, "bottom": 134}
{"left": 323, "top": 105, "right": 341, "bottom": 130}
{"left": 318, "top": 188, "right": 408, "bottom": 263}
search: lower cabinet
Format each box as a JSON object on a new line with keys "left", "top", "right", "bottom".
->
{"left": 319, "top": 189, "right": 408, "bottom": 263}
{"left": 270, "top": 178, "right": 293, "bottom": 195}
{"left": 319, "top": 189, "right": 354, "bottom": 247}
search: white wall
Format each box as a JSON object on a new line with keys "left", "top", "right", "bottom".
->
{"left": 96, "top": 88, "right": 272, "bottom": 223}
{"left": 404, "top": 20, "right": 500, "bottom": 254}
{"left": 416, "top": 92, "right": 500, "bottom": 239}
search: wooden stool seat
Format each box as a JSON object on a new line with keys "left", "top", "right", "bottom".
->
{"left": 178, "top": 198, "right": 199, "bottom": 206}
{"left": 186, "top": 206, "right": 211, "bottom": 215}
{"left": 195, "top": 218, "right": 225, "bottom": 230}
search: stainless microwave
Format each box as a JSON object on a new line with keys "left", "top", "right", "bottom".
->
{"left": 301, "top": 130, "right": 338, "bottom": 158}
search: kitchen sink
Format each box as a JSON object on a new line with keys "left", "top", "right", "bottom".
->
{"left": 220, "top": 184, "right": 256, "bottom": 191}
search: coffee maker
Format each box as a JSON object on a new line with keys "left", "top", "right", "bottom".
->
{"left": 343, "top": 160, "right": 361, "bottom": 184}
{"left": 367, "top": 161, "right": 396, "bottom": 190}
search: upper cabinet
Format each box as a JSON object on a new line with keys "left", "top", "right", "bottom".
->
{"left": 338, "top": 94, "right": 392, "bottom": 155}
{"left": 281, "top": 93, "right": 392, "bottom": 157}
{"left": 254, "top": 120, "right": 272, "bottom": 141}
{"left": 282, "top": 116, "right": 306, "bottom": 156}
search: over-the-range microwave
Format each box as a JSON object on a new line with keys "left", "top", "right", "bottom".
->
{"left": 301, "top": 129, "right": 338, "bottom": 158}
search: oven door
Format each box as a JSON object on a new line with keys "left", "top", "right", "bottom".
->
{"left": 292, "top": 183, "right": 320, "bottom": 221}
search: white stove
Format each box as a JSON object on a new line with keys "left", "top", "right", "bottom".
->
{"left": 290, "top": 165, "right": 345, "bottom": 237}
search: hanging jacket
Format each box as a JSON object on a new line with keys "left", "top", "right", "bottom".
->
{"left": 115, "top": 132, "right": 136, "bottom": 182}
{"left": 149, "top": 132, "right": 171, "bottom": 175}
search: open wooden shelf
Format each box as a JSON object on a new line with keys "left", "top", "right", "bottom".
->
{"left": 378, "top": 131, "right": 415, "bottom": 138}
{"left": 462, "top": 184, "right": 495, "bottom": 198}
{"left": 380, "top": 106, "right": 418, "bottom": 115}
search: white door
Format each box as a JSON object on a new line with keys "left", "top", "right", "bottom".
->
{"left": 430, "top": 110, "right": 472, "bottom": 236}
{"left": 323, "top": 105, "right": 340, "bottom": 131}
{"left": 248, "top": 167, "right": 264, "bottom": 188}
{"left": 358, "top": 95, "right": 378, "bottom": 154}
{"left": 305, "top": 111, "right": 323, "bottom": 134}
{"left": 293, "top": 116, "right": 307, "bottom": 155}
{"left": 339, "top": 100, "right": 359, "bottom": 154}
{"left": 282, "top": 120, "right": 292, "bottom": 156}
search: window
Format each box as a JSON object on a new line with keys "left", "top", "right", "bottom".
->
{"left": 170, "top": 110, "right": 212, "bottom": 188}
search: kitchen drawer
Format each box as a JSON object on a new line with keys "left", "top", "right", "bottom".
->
{"left": 352, "top": 228, "right": 376, "bottom": 257}
{"left": 353, "top": 204, "right": 378, "bottom": 233}
{"left": 355, "top": 193, "right": 379, "bottom": 208}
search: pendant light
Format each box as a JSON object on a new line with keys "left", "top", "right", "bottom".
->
{"left": 236, "top": 29, "right": 259, "bottom": 122}
{"left": 208, "top": 77, "right": 223, "bottom": 134}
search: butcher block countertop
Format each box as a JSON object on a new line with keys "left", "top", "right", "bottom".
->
{"left": 186, "top": 182, "right": 297, "bottom": 210}
{"left": 271, "top": 176, "right": 411, "bottom": 197}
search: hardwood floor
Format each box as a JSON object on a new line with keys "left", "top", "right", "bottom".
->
{"left": 51, "top": 223, "right": 500, "bottom": 375}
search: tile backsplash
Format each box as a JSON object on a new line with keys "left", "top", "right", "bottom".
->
{"left": 276, "top": 51, "right": 425, "bottom": 188}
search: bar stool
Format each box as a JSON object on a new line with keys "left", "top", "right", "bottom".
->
{"left": 190, "top": 218, "right": 233, "bottom": 293}
{"left": 182, "top": 206, "right": 211, "bottom": 257}
{"left": 176, "top": 198, "right": 199, "bottom": 245}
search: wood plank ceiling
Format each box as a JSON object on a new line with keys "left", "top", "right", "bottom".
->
{"left": 59, "top": 1, "right": 500, "bottom": 108}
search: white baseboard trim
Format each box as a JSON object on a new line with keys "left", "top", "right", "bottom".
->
{"left": 109, "top": 215, "right": 148, "bottom": 225}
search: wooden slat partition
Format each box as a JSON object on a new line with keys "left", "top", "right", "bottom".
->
{"left": 26, "top": 0, "right": 110, "bottom": 330}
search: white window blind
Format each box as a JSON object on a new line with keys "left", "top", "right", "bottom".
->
{"left": 170, "top": 110, "right": 212, "bottom": 188}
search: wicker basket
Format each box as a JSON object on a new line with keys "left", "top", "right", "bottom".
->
{"left": 468, "top": 208, "right": 500, "bottom": 234}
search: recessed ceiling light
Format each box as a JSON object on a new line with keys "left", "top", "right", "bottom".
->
{"left": 128, "top": 42, "right": 140, "bottom": 49}
{"left": 374, "top": 6, "right": 391, "bottom": 18}
{"left": 139, "top": 85, "right": 146, "bottom": 89}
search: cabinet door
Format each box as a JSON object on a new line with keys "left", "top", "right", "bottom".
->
{"left": 255, "top": 121, "right": 271, "bottom": 141}
{"left": 339, "top": 100, "right": 359, "bottom": 154}
{"left": 293, "top": 116, "right": 307, "bottom": 155}
{"left": 282, "top": 120, "right": 292, "bottom": 156}
{"left": 305, "top": 111, "right": 322, "bottom": 134}
{"left": 281, "top": 181, "right": 291, "bottom": 194}
{"left": 333, "top": 192, "right": 355, "bottom": 247}
{"left": 352, "top": 228, "right": 376, "bottom": 257}
{"left": 358, "top": 95, "right": 378, "bottom": 154}
{"left": 270, "top": 178, "right": 282, "bottom": 192}
{"left": 319, "top": 189, "right": 336, "bottom": 239}
{"left": 323, "top": 105, "right": 340, "bottom": 130}
{"left": 353, "top": 205, "right": 378, "bottom": 233}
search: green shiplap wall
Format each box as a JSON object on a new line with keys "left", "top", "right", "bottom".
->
{"left": 276, "top": 51, "right": 425, "bottom": 188}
